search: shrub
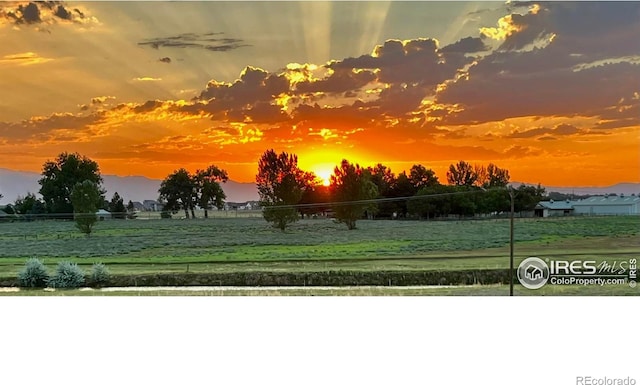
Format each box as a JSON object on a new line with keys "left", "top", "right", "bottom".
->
{"left": 17, "top": 258, "right": 49, "bottom": 288}
{"left": 49, "top": 261, "right": 85, "bottom": 289}
{"left": 90, "top": 263, "right": 110, "bottom": 287}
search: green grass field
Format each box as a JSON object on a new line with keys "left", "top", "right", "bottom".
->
{"left": 0, "top": 216, "right": 638, "bottom": 283}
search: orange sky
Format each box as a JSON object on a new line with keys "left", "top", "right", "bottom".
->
{"left": 0, "top": 1, "right": 638, "bottom": 187}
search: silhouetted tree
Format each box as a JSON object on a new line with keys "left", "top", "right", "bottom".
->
{"left": 126, "top": 200, "right": 137, "bottom": 219}
{"left": 159, "top": 169, "right": 196, "bottom": 219}
{"left": 330, "top": 159, "right": 378, "bottom": 230}
{"left": 481, "top": 163, "right": 510, "bottom": 188}
{"left": 389, "top": 171, "right": 415, "bottom": 217}
{"left": 39, "top": 152, "right": 104, "bottom": 217}
{"left": 446, "top": 161, "right": 478, "bottom": 187}
{"left": 409, "top": 164, "right": 439, "bottom": 190}
{"left": 70, "top": 180, "right": 102, "bottom": 235}
{"left": 108, "top": 192, "right": 127, "bottom": 219}
{"left": 367, "top": 163, "right": 396, "bottom": 218}
{"left": 408, "top": 185, "right": 456, "bottom": 219}
{"left": 194, "top": 165, "right": 229, "bottom": 218}
{"left": 14, "top": 193, "right": 46, "bottom": 220}
{"left": 256, "top": 149, "right": 313, "bottom": 231}
{"left": 299, "top": 184, "right": 330, "bottom": 217}
{"left": 514, "top": 184, "right": 546, "bottom": 212}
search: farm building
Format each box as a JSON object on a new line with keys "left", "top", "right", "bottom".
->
{"left": 131, "top": 201, "right": 145, "bottom": 211}
{"left": 535, "top": 200, "right": 575, "bottom": 217}
{"left": 535, "top": 195, "right": 640, "bottom": 217}
{"left": 96, "top": 209, "right": 112, "bottom": 220}
{"left": 143, "top": 200, "right": 164, "bottom": 211}
{"left": 572, "top": 195, "right": 640, "bottom": 215}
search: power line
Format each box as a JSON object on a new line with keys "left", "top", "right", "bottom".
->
{"left": 1, "top": 187, "right": 512, "bottom": 217}
{"left": 262, "top": 187, "right": 508, "bottom": 210}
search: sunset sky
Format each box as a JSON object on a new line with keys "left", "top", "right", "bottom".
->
{"left": 0, "top": 1, "right": 638, "bottom": 187}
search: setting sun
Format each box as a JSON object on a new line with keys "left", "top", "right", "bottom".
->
{"left": 0, "top": 0, "right": 638, "bottom": 206}
{"left": 311, "top": 166, "right": 334, "bottom": 187}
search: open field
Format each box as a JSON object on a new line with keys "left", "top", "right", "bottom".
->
{"left": 0, "top": 216, "right": 638, "bottom": 282}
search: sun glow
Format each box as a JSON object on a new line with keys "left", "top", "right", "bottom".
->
{"left": 313, "top": 167, "right": 333, "bottom": 186}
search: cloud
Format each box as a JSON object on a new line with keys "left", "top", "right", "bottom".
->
{"left": 296, "top": 67, "right": 376, "bottom": 94}
{"left": 436, "top": 0, "right": 640, "bottom": 129}
{"left": 440, "top": 37, "right": 489, "bottom": 53}
{"left": 187, "top": 66, "right": 291, "bottom": 123}
{"left": 131, "top": 100, "right": 164, "bottom": 114}
{"left": 507, "top": 123, "right": 580, "bottom": 139}
{"left": 0, "top": 1, "right": 98, "bottom": 28}
{"left": 330, "top": 38, "right": 461, "bottom": 87}
{"left": 133, "top": 77, "right": 162, "bottom": 82}
{"left": 553, "top": 123, "right": 579, "bottom": 135}
{"left": 0, "top": 112, "right": 105, "bottom": 142}
{"left": 91, "top": 96, "right": 116, "bottom": 105}
{"left": 0, "top": 52, "right": 53, "bottom": 66}
{"left": 438, "top": 58, "right": 640, "bottom": 126}
{"left": 138, "top": 32, "right": 249, "bottom": 53}
{"left": 504, "top": 145, "right": 541, "bottom": 158}
{"left": 2, "top": 1, "right": 635, "bottom": 180}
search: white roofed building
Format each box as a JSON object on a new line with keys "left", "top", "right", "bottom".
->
{"left": 572, "top": 195, "right": 640, "bottom": 216}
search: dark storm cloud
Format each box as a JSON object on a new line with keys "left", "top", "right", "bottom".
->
{"left": 138, "top": 32, "right": 249, "bottom": 53}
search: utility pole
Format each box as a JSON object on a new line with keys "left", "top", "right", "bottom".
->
{"left": 509, "top": 187, "right": 515, "bottom": 296}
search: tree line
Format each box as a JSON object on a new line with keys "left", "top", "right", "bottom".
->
{"left": 0, "top": 150, "right": 546, "bottom": 234}
{"left": 255, "top": 149, "right": 546, "bottom": 231}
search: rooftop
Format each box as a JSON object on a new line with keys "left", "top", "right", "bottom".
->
{"left": 573, "top": 196, "right": 640, "bottom": 206}
{"left": 536, "top": 200, "right": 575, "bottom": 210}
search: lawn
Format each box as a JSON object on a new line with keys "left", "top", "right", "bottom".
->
{"left": 0, "top": 215, "right": 638, "bottom": 280}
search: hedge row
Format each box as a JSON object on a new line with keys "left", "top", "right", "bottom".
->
{"left": 0, "top": 269, "right": 514, "bottom": 288}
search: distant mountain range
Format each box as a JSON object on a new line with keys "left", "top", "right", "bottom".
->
{"left": 0, "top": 168, "right": 638, "bottom": 205}
{"left": 0, "top": 168, "right": 259, "bottom": 205}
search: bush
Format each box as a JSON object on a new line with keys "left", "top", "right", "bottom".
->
{"left": 48, "top": 261, "right": 85, "bottom": 288}
{"left": 90, "top": 263, "right": 110, "bottom": 287}
{"left": 17, "top": 258, "right": 49, "bottom": 288}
